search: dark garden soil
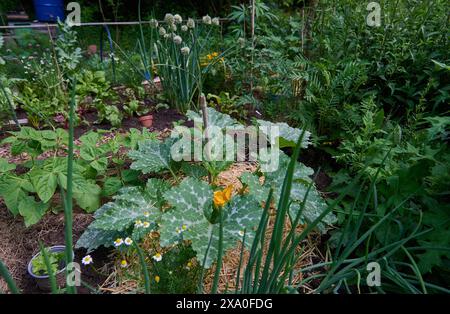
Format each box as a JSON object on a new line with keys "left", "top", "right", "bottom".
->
{"left": 0, "top": 104, "right": 189, "bottom": 294}
{"left": 0, "top": 203, "right": 112, "bottom": 294}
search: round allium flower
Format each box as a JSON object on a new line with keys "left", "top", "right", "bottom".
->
{"left": 124, "top": 237, "right": 133, "bottom": 246}
{"left": 152, "top": 253, "right": 163, "bottom": 262}
{"left": 174, "top": 14, "right": 182, "bottom": 24}
{"left": 114, "top": 238, "right": 124, "bottom": 247}
{"left": 173, "top": 35, "right": 182, "bottom": 45}
{"left": 120, "top": 260, "right": 128, "bottom": 268}
{"left": 159, "top": 27, "right": 166, "bottom": 36}
{"left": 187, "top": 18, "right": 195, "bottom": 29}
{"left": 181, "top": 25, "right": 188, "bottom": 32}
{"left": 181, "top": 46, "right": 190, "bottom": 56}
{"left": 170, "top": 23, "right": 177, "bottom": 32}
{"left": 202, "top": 15, "right": 212, "bottom": 25}
{"left": 82, "top": 255, "right": 93, "bottom": 265}
{"left": 163, "top": 33, "right": 170, "bottom": 39}
{"left": 164, "top": 13, "right": 174, "bottom": 24}
{"left": 149, "top": 19, "right": 158, "bottom": 28}
{"left": 212, "top": 17, "right": 220, "bottom": 26}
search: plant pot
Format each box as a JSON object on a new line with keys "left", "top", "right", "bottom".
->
{"left": 138, "top": 115, "right": 154, "bottom": 128}
{"left": 27, "top": 245, "right": 69, "bottom": 291}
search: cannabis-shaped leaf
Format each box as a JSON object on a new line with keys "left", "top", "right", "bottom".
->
{"left": 160, "top": 177, "right": 261, "bottom": 268}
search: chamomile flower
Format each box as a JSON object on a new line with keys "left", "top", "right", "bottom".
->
{"left": 143, "top": 221, "right": 151, "bottom": 228}
{"left": 114, "top": 238, "right": 124, "bottom": 247}
{"left": 124, "top": 237, "right": 133, "bottom": 246}
{"left": 82, "top": 255, "right": 93, "bottom": 265}
{"left": 155, "top": 275, "right": 160, "bottom": 283}
{"left": 238, "top": 230, "right": 245, "bottom": 237}
{"left": 152, "top": 253, "right": 163, "bottom": 262}
{"left": 143, "top": 211, "right": 150, "bottom": 218}
{"left": 187, "top": 18, "right": 195, "bottom": 29}
{"left": 186, "top": 261, "right": 193, "bottom": 270}
{"left": 181, "top": 46, "right": 190, "bottom": 56}
{"left": 135, "top": 220, "right": 143, "bottom": 228}
{"left": 203, "top": 15, "right": 212, "bottom": 25}
{"left": 120, "top": 260, "right": 128, "bottom": 268}
{"left": 182, "top": 224, "right": 188, "bottom": 231}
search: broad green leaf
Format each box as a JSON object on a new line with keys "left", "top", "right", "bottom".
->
{"left": 75, "top": 227, "right": 121, "bottom": 252}
{"left": 0, "top": 158, "right": 16, "bottom": 172}
{"left": 129, "top": 138, "right": 174, "bottom": 174}
{"left": 161, "top": 178, "right": 261, "bottom": 267}
{"left": 91, "top": 157, "right": 108, "bottom": 172}
{"left": 257, "top": 119, "right": 311, "bottom": 148}
{"left": 18, "top": 196, "right": 49, "bottom": 227}
{"left": 74, "top": 183, "right": 101, "bottom": 213}
{"left": 30, "top": 169, "right": 57, "bottom": 203}
{"left": 90, "top": 186, "right": 159, "bottom": 231}
{"left": 102, "top": 177, "right": 123, "bottom": 197}
{"left": 186, "top": 107, "right": 242, "bottom": 129}
{"left": 0, "top": 175, "right": 33, "bottom": 215}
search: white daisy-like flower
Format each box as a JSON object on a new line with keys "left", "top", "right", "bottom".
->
{"left": 152, "top": 253, "right": 163, "bottom": 262}
{"left": 187, "top": 18, "right": 195, "bottom": 29}
{"left": 181, "top": 25, "right": 188, "bottom": 32}
{"left": 143, "top": 211, "right": 150, "bottom": 218}
{"left": 164, "top": 13, "right": 174, "bottom": 24}
{"left": 212, "top": 17, "right": 220, "bottom": 26}
{"left": 203, "top": 15, "right": 212, "bottom": 25}
{"left": 149, "top": 19, "right": 158, "bottom": 28}
{"left": 124, "top": 237, "right": 133, "bottom": 246}
{"left": 173, "top": 35, "right": 182, "bottom": 45}
{"left": 143, "top": 221, "right": 150, "bottom": 228}
{"left": 176, "top": 227, "right": 182, "bottom": 234}
{"left": 181, "top": 46, "right": 190, "bottom": 56}
{"left": 82, "top": 255, "right": 93, "bottom": 265}
{"left": 120, "top": 260, "right": 128, "bottom": 268}
{"left": 135, "top": 220, "right": 143, "bottom": 228}
{"left": 181, "top": 224, "right": 188, "bottom": 231}
{"left": 159, "top": 27, "right": 166, "bottom": 36}
{"left": 174, "top": 14, "right": 182, "bottom": 24}
{"left": 114, "top": 238, "right": 124, "bottom": 247}
{"left": 238, "top": 230, "right": 245, "bottom": 237}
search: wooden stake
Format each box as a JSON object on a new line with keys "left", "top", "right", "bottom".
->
{"left": 200, "top": 94, "right": 212, "bottom": 184}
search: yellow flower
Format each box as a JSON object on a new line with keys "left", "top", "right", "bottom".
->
{"left": 120, "top": 260, "right": 128, "bottom": 268}
{"left": 155, "top": 275, "right": 160, "bottom": 283}
{"left": 212, "top": 52, "right": 219, "bottom": 57}
{"left": 213, "top": 185, "right": 233, "bottom": 207}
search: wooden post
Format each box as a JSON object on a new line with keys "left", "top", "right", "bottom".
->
{"left": 200, "top": 94, "right": 212, "bottom": 184}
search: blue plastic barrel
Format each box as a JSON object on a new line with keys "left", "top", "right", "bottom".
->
{"left": 33, "top": 0, "right": 65, "bottom": 22}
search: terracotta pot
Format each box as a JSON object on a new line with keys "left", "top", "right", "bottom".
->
{"left": 139, "top": 115, "right": 154, "bottom": 128}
